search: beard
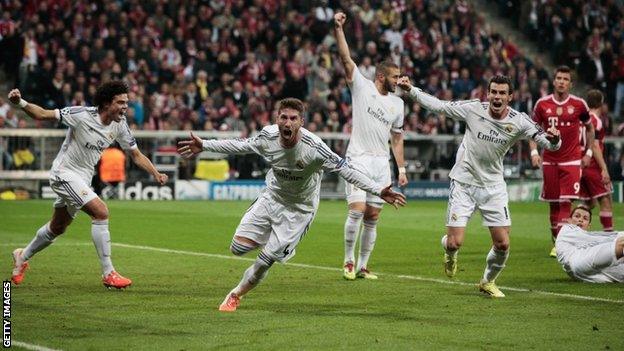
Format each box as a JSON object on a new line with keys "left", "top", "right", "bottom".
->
{"left": 384, "top": 79, "right": 396, "bottom": 93}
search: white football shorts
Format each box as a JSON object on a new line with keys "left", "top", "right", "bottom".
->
{"left": 446, "top": 180, "right": 511, "bottom": 227}
{"left": 345, "top": 154, "right": 390, "bottom": 207}
{"left": 49, "top": 171, "right": 98, "bottom": 218}
{"left": 235, "top": 191, "right": 316, "bottom": 263}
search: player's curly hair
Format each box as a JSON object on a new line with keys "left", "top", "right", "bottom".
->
{"left": 277, "top": 98, "right": 305, "bottom": 115}
{"left": 94, "top": 81, "right": 128, "bottom": 108}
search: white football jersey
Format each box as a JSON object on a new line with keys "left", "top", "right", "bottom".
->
{"left": 347, "top": 67, "right": 404, "bottom": 158}
{"left": 201, "top": 125, "right": 383, "bottom": 212}
{"left": 556, "top": 224, "right": 624, "bottom": 282}
{"left": 51, "top": 106, "right": 137, "bottom": 181}
{"left": 409, "top": 88, "right": 561, "bottom": 187}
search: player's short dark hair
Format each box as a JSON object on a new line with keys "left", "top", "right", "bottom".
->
{"left": 487, "top": 75, "right": 513, "bottom": 94}
{"left": 586, "top": 89, "right": 604, "bottom": 109}
{"left": 277, "top": 98, "right": 305, "bottom": 116}
{"left": 571, "top": 205, "right": 592, "bottom": 223}
{"left": 94, "top": 81, "right": 128, "bottom": 108}
{"left": 375, "top": 60, "right": 400, "bottom": 77}
{"left": 554, "top": 65, "right": 572, "bottom": 77}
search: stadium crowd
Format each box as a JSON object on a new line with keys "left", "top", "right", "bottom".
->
{"left": 495, "top": 0, "right": 624, "bottom": 122}
{"left": 0, "top": 0, "right": 590, "bottom": 136}
{"left": 1, "top": 0, "right": 623, "bottom": 178}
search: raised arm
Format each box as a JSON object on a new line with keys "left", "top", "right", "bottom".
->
{"left": 8, "top": 89, "right": 57, "bottom": 120}
{"left": 334, "top": 12, "right": 356, "bottom": 82}
{"left": 177, "top": 132, "right": 261, "bottom": 158}
{"left": 397, "top": 76, "right": 470, "bottom": 121}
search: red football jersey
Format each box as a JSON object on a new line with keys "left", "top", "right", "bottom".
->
{"left": 581, "top": 112, "right": 605, "bottom": 169}
{"left": 532, "top": 94, "right": 590, "bottom": 163}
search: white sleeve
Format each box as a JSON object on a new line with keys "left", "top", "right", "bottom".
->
{"left": 116, "top": 121, "right": 138, "bottom": 150}
{"left": 202, "top": 136, "right": 264, "bottom": 155}
{"left": 315, "top": 142, "right": 383, "bottom": 196}
{"left": 520, "top": 113, "right": 561, "bottom": 151}
{"left": 349, "top": 67, "right": 369, "bottom": 95}
{"left": 409, "top": 87, "right": 475, "bottom": 121}
{"left": 392, "top": 102, "right": 405, "bottom": 133}
{"left": 56, "top": 106, "right": 86, "bottom": 128}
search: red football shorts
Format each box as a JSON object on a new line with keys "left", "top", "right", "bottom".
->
{"left": 540, "top": 162, "right": 582, "bottom": 201}
{"left": 579, "top": 166, "right": 612, "bottom": 200}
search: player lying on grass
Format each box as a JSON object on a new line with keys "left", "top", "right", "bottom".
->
{"left": 397, "top": 74, "right": 561, "bottom": 297}
{"left": 8, "top": 82, "right": 168, "bottom": 289}
{"left": 177, "top": 98, "right": 406, "bottom": 312}
{"left": 555, "top": 206, "right": 624, "bottom": 283}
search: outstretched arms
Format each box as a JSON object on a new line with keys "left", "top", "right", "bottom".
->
{"left": 177, "top": 132, "right": 260, "bottom": 158}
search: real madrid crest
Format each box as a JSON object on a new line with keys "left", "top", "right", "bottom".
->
{"left": 505, "top": 124, "right": 514, "bottom": 133}
{"left": 296, "top": 160, "right": 305, "bottom": 169}
{"left": 556, "top": 107, "right": 563, "bottom": 116}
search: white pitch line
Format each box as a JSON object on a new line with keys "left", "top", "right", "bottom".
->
{"left": 11, "top": 341, "right": 62, "bottom": 351}
{"left": 3, "top": 242, "right": 622, "bottom": 304}
{"left": 112, "top": 242, "right": 624, "bottom": 304}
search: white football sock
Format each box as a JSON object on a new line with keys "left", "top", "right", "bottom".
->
{"left": 344, "top": 210, "right": 363, "bottom": 264}
{"left": 91, "top": 219, "right": 114, "bottom": 276}
{"left": 357, "top": 218, "right": 378, "bottom": 271}
{"left": 22, "top": 223, "right": 56, "bottom": 261}
{"left": 483, "top": 247, "right": 509, "bottom": 282}
{"left": 232, "top": 254, "right": 273, "bottom": 297}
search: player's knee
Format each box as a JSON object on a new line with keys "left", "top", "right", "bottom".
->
{"left": 446, "top": 239, "right": 462, "bottom": 251}
{"left": 230, "top": 236, "right": 257, "bottom": 256}
{"left": 92, "top": 205, "right": 109, "bottom": 221}
{"left": 363, "top": 209, "right": 380, "bottom": 221}
{"left": 493, "top": 240, "right": 509, "bottom": 251}
{"left": 48, "top": 222, "right": 67, "bottom": 236}
{"left": 347, "top": 209, "right": 364, "bottom": 220}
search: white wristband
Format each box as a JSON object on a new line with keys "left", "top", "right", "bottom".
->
{"left": 530, "top": 149, "right": 539, "bottom": 157}
{"left": 398, "top": 166, "right": 406, "bottom": 174}
{"left": 585, "top": 149, "right": 593, "bottom": 157}
{"left": 12, "top": 98, "right": 28, "bottom": 109}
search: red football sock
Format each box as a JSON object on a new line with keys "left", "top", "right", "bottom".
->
{"left": 600, "top": 211, "right": 613, "bottom": 231}
{"left": 549, "top": 202, "right": 560, "bottom": 239}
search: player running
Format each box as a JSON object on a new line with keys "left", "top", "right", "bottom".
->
{"left": 8, "top": 81, "right": 168, "bottom": 288}
{"left": 177, "top": 98, "right": 406, "bottom": 312}
{"left": 398, "top": 74, "right": 561, "bottom": 297}
{"left": 334, "top": 11, "right": 408, "bottom": 280}
{"left": 528, "top": 66, "right": 594, "bottom": 257}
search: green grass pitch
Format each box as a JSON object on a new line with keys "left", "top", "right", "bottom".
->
{"left": 1, "top": 200, "right": 622, "bottom": 350}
